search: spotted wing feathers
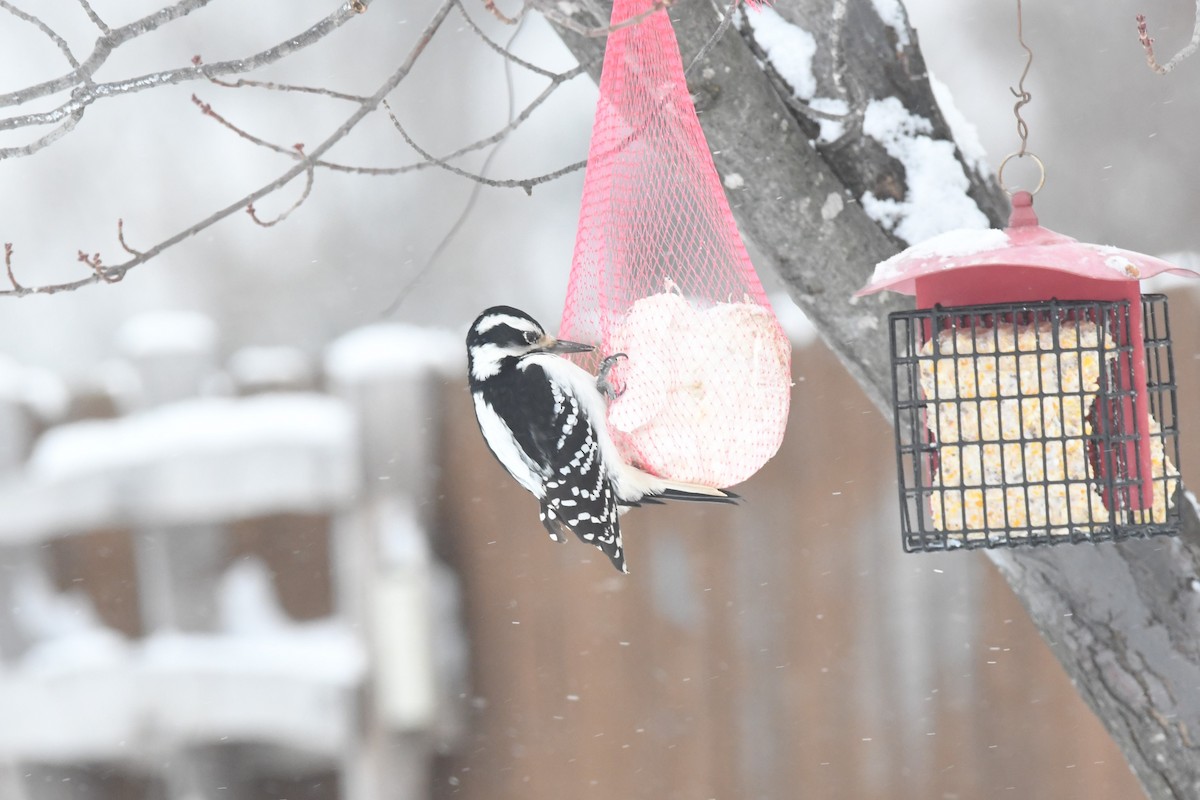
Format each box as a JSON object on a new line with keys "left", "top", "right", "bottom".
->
{"left": 537, "top": 383, "right": 626, "bottom": 573}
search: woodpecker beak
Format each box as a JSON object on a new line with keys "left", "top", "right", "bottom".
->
{"left": 543, "top": 335, "right": 594, "bottom": 354}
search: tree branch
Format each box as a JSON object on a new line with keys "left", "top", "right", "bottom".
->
{"left": 76, "top": 0, "right": 111, "bottom": 34}
{"left": 382, "top": 100, "right": 586, "bottom": 195}
{"left": 0, "top": 0, "right": 454, "bottom": 296}
{"left": 190, "top": 59, "right": 587, "bottom": 178}
{"left": 0, "top": 0, "right": 215, "bottom": 109}
{"left": 0, "top": 1, "right": 80, "bottom": 68}
{"left": 0, "top": 0, "right": 375, "bottom": 151}
{"left": 246, "top": 145, "right": 316, "bottom": 228}
{"left": 1, "top": 0, "right": 590, "bottom": 296}
{"left": 0, "top": 109, "right": 85, "bottom": 160}
{"left": 1136, "top": 4, "right": 1200, "bottom": 75}
{"left": 460, "top": 0, "right": 559, "bottom": 77}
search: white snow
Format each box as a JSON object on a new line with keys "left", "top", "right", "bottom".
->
{"left": 115, "top": 310, "right": 218, "bottom": 358}
{"left": 11, "top": 567, "right": 105, "bottom": 642}
{"left": 325, "top": 323, "right": 460, "bottom": 383}
{"left": 8, "top": 623, "right": 365, "bottom": 760}
{"left": 378, "top": 499, "right": 433, "bottom": 568}
{"left": 860, "top": 97, "right": 990, "bottom": 245}
{"left": 871, "top": 0, "right": 911, "bottom": 48}
{"left": 15, "top": 577, "right": 366, "bottom": 686}
{"left": 724, "top": 172, "right": 746, "bottom": 190}
{"left": 218, "top": 557, "right": 294, "bottom": 634}
{"left": 740, "top": 9, "right": 852, "bottom": 143}
{"left": 809, "top": 97, "right": 850, "bottom": 142}
{"left": 770, "top": 291, "right": 820, "bottom": 349}
{"left": 227, "top": 345, "right": 313, "bottom": 387}
{"left": 0, "top": 393, "right": 358, "bottom": 540}
{"left": 870, "top": 228, "right": 1009, "bottom": 284}
{"left": 91, "top": 359, "right": 141, "bottom": 410}
{"left": 0, "top": 354, "right": 68, "bottom": 420}
{"left": 142, "top": 625, "right": 364, "bottom": 685}
{"left": 930, "top": 74, "right": 989, "bottom": 176}
{"left": 7, "top": 554, "right": 366, "bottom": 761}
{"left": 904, "top": 227, "right": 1009, "bottom": 258}
{"left": 30, "top": 393, "right": 354, "bottom": 481}
{"left": 1188, "top": 490, "right": 1200, "bottom": 524}
{"left": 821, "top": 191, "right": 845, "bottom": 221}
{"left": 16, "top": 628, "right": 130, "bottom": 676}
{"left": 743, "top": 7, "right": 818, "bottom": 100}
{"left": 1104, "top": 254, "right": 1136, "bottom": 276}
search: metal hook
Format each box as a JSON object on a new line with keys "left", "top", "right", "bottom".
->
{"left": 997, "top": 151, "right": 1045, "bottom": 196}
{"left": 1010, "top": 0, "right": 1034, "bottom": 157}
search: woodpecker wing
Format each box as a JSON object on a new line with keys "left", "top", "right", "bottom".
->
{"left": 538, "top": 415, "right": 625, "bottom": 573}
{"left": 477, "top": 361, "right": 626, "bottom": 572}
{"left": 528, "top": 365, "right": 625, "bottom": 573}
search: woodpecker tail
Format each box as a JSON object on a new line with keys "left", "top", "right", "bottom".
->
{"left": 617, "top": 464, "right": 739, "bottom": 506}
{"left": 657, "top": 486, "right": 740, "bottom": 504}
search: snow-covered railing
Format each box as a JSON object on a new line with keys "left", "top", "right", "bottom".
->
{"left": 0, "top": 314, "right": 465, "bottom": 800}
{"left": 0, "top": 393, "right": 358, "bottom": 544}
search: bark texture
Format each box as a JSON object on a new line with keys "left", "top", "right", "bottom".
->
{"left": 550, "top": 1, "right": 1200, "bottom": 796}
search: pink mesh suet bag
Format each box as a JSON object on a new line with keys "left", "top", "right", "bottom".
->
{"left": 560, "top": 0, "right": 791, "bottom": 488}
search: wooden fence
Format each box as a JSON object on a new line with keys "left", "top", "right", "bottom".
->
{"left": 4, "top": 294, "right": 1198, "bottom": 799}
{"left": 0, "top": 318, "right": 467, "bottom": 800}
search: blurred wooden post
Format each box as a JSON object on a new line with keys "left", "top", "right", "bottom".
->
{"left": 0, "top": 394, "right": 39, "bottom": 661}
{"left": 117, "top": 314, "right": 225, "bottom": 800}
{"left": 0, "top": 393, "right": 36, "bottom": 800}
{"left": 326, "top": 326, "right": 464, "bottom": 800}
{"left": 118, "top": 315, "right": 225, "bottom": 634}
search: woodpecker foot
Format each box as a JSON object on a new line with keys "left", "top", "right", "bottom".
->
{"left": 596, "top": 352, "right": 627, "bottom": 401}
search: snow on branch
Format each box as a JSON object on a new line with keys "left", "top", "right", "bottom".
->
{"left": 859, "top": 97, "right": 988, "bottom": 244}
{"left": 1136, "top": 2, "right": 1200, "bottom": 74}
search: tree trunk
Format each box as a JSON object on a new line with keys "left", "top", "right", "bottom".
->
{"left": 549, "top": 1, "right": 1200, "bottom": 796}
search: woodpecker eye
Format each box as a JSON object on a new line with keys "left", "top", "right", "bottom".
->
{"left": 523, "top": 331, "right": 539, "bottom": 345}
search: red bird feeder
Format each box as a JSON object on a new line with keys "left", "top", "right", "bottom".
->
{"left": 858, "top": 191, "right": 1199, "bottom": 552}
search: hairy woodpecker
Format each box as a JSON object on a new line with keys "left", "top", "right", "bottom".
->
{"left": 466, "top": 305, "right": 736, "bottom": 573}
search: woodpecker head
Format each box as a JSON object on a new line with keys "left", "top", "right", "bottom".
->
{"left": 467, "top": 306, "right": 594, "bottom": 382}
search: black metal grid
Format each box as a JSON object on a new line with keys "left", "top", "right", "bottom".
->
{"left": 889, "top": 295, "right": 1180, "bottom": 552}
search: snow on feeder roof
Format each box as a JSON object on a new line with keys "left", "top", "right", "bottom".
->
{"left": 859, "top": 192, "right": 1200, "bottom": 299}
{"left": 862, "top": 191, "right": 1196, "bottom": 553}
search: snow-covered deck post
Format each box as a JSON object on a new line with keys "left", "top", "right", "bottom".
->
{"left": 325, "top": 324, "right": 464, "bottom": 800}
{"left": 114, "top": 312, "right": 230, "bottom": 799}
{"left": 117, "top": 313, "right": 226, "bottom": 634}
{"left": 0, "top": 384, "right": 58, "bottom": 800}
{"left": 0, "top": 389, "right": 36, "bottom": 660}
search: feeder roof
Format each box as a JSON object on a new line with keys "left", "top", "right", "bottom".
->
{"left": 857, "top": 191, "right": 1200, "bottom": 297}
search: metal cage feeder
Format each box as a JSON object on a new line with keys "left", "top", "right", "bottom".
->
{"left": 858, "top": 191, "right": 1199, "bottom": 552}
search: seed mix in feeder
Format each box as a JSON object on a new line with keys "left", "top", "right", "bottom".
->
{"left": 919, "top": 319, "right": 1178, "bottom": 538}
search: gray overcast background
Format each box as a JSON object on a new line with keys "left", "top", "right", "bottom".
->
{"left": 1, "top": 0, "right": 1198, "bottom": 374}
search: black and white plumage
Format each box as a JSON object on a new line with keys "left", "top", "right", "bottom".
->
{"left": 466, "top": 305, "right": 736, "bottom": 573}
